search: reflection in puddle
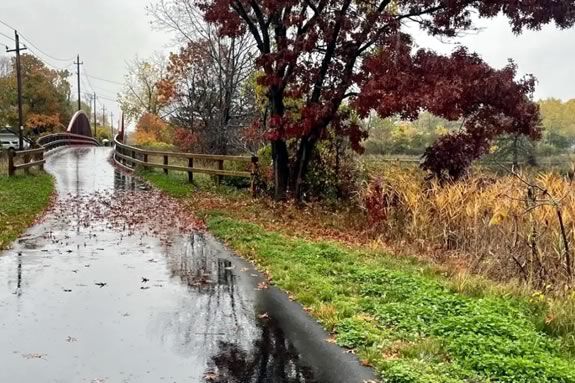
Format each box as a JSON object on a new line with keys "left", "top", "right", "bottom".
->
{"left": 161, "top": 233, "right": 319, "bottom": 382}
{"left": 205, "top": 318, "right": 317, "bottom": 383}
{"left": 167, "top": 233, "right": 235, "bottom": 290}
{"left": 114, "top": 170, "right": 148, "bottom": 191}
{"left": 0, "top": 148, "right": 340, "bottom": 383}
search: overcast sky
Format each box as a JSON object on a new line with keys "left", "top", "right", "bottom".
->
{"left": 0, "top": 1, "right": 574, "bottom": 127}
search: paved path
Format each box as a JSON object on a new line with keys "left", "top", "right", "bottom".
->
{"left": 0, "top": 147, "right": 376, "bottom": 383}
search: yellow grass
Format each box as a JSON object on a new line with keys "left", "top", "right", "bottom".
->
{"left": 361, "top": 164, "right": 575, "bottom": 291}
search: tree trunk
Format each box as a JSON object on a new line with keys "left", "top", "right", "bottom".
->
{"left": 272, "top": 139, "right": 289, "bottom": 200}
{"left": 269, "top": 86, "right": 289, "bottom": 200}
{"left": 292, "top": 134, "right": 318, "bottom": 200}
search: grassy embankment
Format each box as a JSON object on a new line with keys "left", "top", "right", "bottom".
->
{"left": 142, "top": 169, "right": 575, "bottom": 383}
{"left": 0, "top": 154, "right": 54, "bottom": 249}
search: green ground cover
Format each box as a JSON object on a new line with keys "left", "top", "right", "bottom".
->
{"left": 143, "top": 170, "right": 575, "bottom": 383}
{"left": 0, "top": 173, "right": 54, "bottom": 249}
{"left": 207, "top": 215, "right": 574, "bottom": 383}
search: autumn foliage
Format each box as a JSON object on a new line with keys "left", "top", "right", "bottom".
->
{"left": 199, "top": 0, "right": 575, "bottom": 198}
{"left": 0, "top": 54, "right": 72, "bottom": 135}
{"left": 355, "top": 38, "right": 542, "bottom": 180}
{"left": 133, "top": 112, "right": 173, "bottom": 147}
{"left": 157, "top": 35, "right": 256, "bottom": 154}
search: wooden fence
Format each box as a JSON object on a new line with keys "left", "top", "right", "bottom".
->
{"left": 7, "top": 147, "right": 45, "bottom": 176}
{"left": 113, "top": 136, "right": 259, "bottom": 195}
{"left": 7, "top": 133, "right": 100, "bottom": 176}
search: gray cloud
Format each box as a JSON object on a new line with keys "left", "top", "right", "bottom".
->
{"left": 0, "top": 0, "right": 172, "bottom": 125}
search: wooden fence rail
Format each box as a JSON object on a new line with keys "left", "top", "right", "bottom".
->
{"left": 7, "top": 133, "right": 100, "bottom": 176}
{"left": 7, "top": 147, "right": 46, "bottom": 176}
{"left": 113, "top": 136, "right": 259, "bottom": 195}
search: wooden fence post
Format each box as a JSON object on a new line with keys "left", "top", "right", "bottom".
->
{"left": 217, "top": 159, "right": 224, "bottom": 184}
{"left": 131, "top": 150, "right": 136, "bottom": 168}
{"left": 8, "top": 150, "right": 15, "bottom": 176}
{"left": 163, "top": 155, "right": 169, "bottom": 175}
{"left": 143, "top": 153, "right": 148, "bottom": 165}
{"left": 188, "top": 157, "right": 194, "bottom": 183}
{"left": 23, "top": 153, "right": 30, "bottom": 175}
{"left": 38, "top": 150, "right": 44, "bottom": 171}
{"left": 251, "top": 155, "right": 259, "bottom": 198}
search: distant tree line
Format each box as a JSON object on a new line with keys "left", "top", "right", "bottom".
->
{"left": 364, "top": 99, "right": 575, "bottom": 165}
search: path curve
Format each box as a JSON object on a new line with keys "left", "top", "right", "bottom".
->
{"left": 0, "top": 147, "right": 377, "bottom": 383}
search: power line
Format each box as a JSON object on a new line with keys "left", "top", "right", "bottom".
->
{"left": 0, "top": 18, "right": 16, "bottom": 31}
{"left": 83, "top": 71, "right": 97, "bottom": 94}
{"left": 0, "top": 30, "right": 15, "bottom": 42}
{"left": 25, "top": 45, "right": 74, "bottom": 71}
{"left": 82, "top": 72, "right": 117, "bottom": 104}
{"left": 84, "top": 68, "right": 123, "bottom": 86}
{"left": 81, "top": 91, "right": 117, "bottom": 106}
{"left": 0, "top": 38, "right": 14, "bottom": 48}
{"left": 19, "top": 33, "right": 75, "bottom": 63}
{"left": 86, "top": 81, "right": 118, "bottom": 99}
{"left": 97, "top": 94, "right": 118, "bottom": 103}
{"left": 0, "top": 17, "right": 74, "bottom": 63}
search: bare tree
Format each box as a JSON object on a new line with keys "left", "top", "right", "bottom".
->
{"left": 118, "top": 54, "right": 168, "bottom": 122}
{"left": 148, "top": 0, "right": 257, "bottom": 154}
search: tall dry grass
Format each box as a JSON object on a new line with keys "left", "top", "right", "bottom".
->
{"left": 361, "top": 164, "right": 575, "bottom": 292}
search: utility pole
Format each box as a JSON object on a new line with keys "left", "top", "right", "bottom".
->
{"left": 74, "top": 55, "right": 83, "bottom": 111}
{"left": 6, "top": 31, "right": 27, "bottom": 150}
{"left": 110, "top": 112, "right": 114, "bottom": 138}
{"left": 101, "top": 104, "right": 106, "bottom": 135}
{"left": 92, "top": 92, "right": 97, "bottom": 137}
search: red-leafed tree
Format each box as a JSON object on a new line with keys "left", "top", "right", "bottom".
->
{"left": 200, "top": 0, "right": 575, "bottom": 199}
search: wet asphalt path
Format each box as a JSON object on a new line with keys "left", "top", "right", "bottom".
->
{"left": 0, "top": 147, "right": 376, "bottom": 383}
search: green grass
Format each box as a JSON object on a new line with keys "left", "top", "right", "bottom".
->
{"left": 142, "top": 169, "right": 575, "bottom": 382}
{"left": 140, "top": 170, "right": 198, "bottom": 198}
{"left": 206, "top": 214, "right": 575, "bottom": 383}
{"left": 0, "top": 173, "right": 54, "bottom": 249}
{"left": 139, "top": 168, "right": 246, "bottom": 199}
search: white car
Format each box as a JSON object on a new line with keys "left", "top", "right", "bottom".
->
{"left": 1, "top": 138, "right": 30, "bottom": 151}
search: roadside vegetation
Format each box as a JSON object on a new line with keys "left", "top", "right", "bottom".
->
{"left": 118, "top": 1, "right": 575, "bottom": 381}
{"left": 142, "top": 168, "right": 575, "bottom": 383}
{"left": 0, "top": 169, "right": 53, "bottom": 249}
{"left": 208, "top": 216, "right": 575, "bottom": 383}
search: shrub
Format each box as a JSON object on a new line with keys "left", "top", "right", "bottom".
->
{"left": 304, "top": 138, "right": 364, "bottom": 202}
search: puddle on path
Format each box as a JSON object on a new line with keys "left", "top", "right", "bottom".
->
{"left": 0, "top": 147, "right": 322, "bottom": 383}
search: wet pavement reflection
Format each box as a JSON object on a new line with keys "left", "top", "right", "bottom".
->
{"left": 0, "top": 148, "right": 326, "bottom": 383}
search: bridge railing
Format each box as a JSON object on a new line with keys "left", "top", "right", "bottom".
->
{"left": 113, "top": 135, "right": 259, "bottom": 196}
{"left": 37, "top": 132, "right": 100, "bottom": 151}
{"left": 8, "top": 132, "right": 100, "bottom": 176}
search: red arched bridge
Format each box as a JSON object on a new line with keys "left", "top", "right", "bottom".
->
{"left": 7, "top": 110, "right": 100, "bottom": 176}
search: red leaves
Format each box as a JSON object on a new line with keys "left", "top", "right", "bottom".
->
{"left": 200, "top": 0, "right": 245, "bottom": 37}
{"left": 173, "top": 128, "right": 198, "bottom": 152}
{"left": 198, "top": 0, "right": 575, "bottom": 185}
{"left": 51, "top": 188, "right": 205, "bottom": 241}
{"left": 355, "top": 36, "right": 542, "bottom": 180}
